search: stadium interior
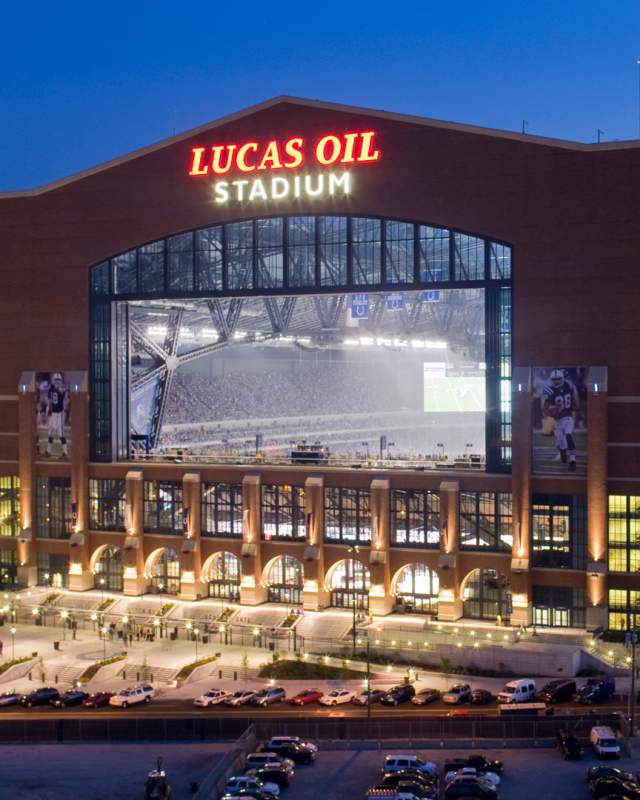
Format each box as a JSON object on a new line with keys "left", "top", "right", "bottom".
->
{"left": 126, "top": 288, "right": 487, "bottom": 466}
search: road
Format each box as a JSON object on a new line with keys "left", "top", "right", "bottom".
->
{"left": 0, "top": 697, "right": 627, "bottom": 720}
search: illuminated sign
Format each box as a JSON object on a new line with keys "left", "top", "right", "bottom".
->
{"left": 188, "top": 131, "right": 381, "bottom": 204}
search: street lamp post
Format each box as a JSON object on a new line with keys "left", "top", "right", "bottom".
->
{"left": 10, "top": 626, "right": 16, "bottom": 660}
{"left": 347, "top": 545, "right": 360, "bottom": 652}
{"left": 194, "top": 628, "right": 200, "bottom": 662}
{"left": 101, "top": 626, "right": 107, "bottom": 660}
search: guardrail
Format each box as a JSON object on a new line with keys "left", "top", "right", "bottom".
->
{"left": 0, "top": 712, "right": 625, "bottom": 744}
{"left": 192, "top": 724, "right": 257, "bottom": 800}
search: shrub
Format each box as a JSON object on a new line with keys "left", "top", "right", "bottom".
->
{"left": 258, "top": 660, "right": 363, "bottom": 680}
{"left": 78, "top": 653, "right": 127, "bottom": 683}
{"left": 176, "top": 655, "right": 218, "bottom": 681}
{"left": 0, "top": 655, "right": 31, "bottom": 675}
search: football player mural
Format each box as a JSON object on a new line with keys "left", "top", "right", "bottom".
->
{"left": 36, "top": 372, "right": 71, "bottom": 459}
{"left": 532, "top": 367, "right": 588, "bottom": 475}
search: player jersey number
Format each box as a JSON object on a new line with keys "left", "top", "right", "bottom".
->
{"left": 555, "top": 393, "right": 572, "bottom": 410}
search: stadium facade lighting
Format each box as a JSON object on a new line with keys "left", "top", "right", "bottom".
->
{"left": 343, "top": 336, "right": 446, "bottom": 349}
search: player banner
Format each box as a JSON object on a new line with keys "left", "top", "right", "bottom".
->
{"left": 36, "top": 372, "right": 71, "bottom": 459}
{"left": 532, "top": 367, "right": 588, "bottom": 475}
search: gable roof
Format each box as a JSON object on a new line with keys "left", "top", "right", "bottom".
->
{"left": 2, "top": 94, "right": 639, "bottom": 198}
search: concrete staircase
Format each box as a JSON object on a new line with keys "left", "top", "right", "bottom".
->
{"left": 119, "top": 663, "right": 177, "bottom": 683}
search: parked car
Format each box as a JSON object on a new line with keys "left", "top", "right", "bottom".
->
{"left": 442, "top": 684, "right": 471, "bottom": 705}
{"left": 21, "top": 687, "right": 60, "bottom": 707}
{"left": 82, "top": 691, "right": 113, "bottom": 708}
{"left": 382, "top": 755, "right": 437, "bottom": 776}
{"left": 260, "top": 741, "right": 316, "bottom": 764}
{"left": 590, "top": 726, "right": 621, "bottom": 759}
{"left": 591, "top": 779, "right": 640, "bottom": 799}
{"left": 352, "top": 688, "right": 386, "bottom": 705}
{"left": 245, "top": 766, "right": 291, "bottom": 788}
{"left": 0, "top": 692, "right": 21, "bottom": 707}
{"left": 381, "top": 771, "right": 438, "bottom": 789}
{"left": 225, "top": 775, "right": 280, "bottom": 798}
{"left": 51, "top": 690, "right": 89, "bottom": 708}
{"left": 575, "top": 677, "right": 616, "bottom": 705}
{"left": 193, "top": 689, "right": 231, "bottom": 707}
{"left": 470, "top": 689, "right": 494, "bottom": 706}
{"left": 587, "top": 766, "right": 639, "bottom": 785}
{"left": 444, "top": 755, "right": 503, "bottom": 777}
{"left": 318, "top": 688, "right": 354, "bottom": 706}
{"left": 109, "top": 684, "right": 154, "bottom": 708}
{"left": 539, "top": 679, "right": 577, "bottom": 704}
{"left": 444, "top": 774, "right": 498, "bottom": 799}
{"left": 244, "top": 753, "right": 295, "bottom": 774}
{"left": 225, "top": 690, "right": 257, "bottom": 707}
{"left": 556, "top": 730, "right": 583, "bottom": 760}
{"left": 221, "top": 790, "right": 278, "bottom": 800}
{"left": 411, "top": 688, "right": 440, "bottom": 706}
{"left": 368, "top": 780, "right": 437, "bottom": 799}
{"left": 445, "top": 767, "right": 500, "bottom": 788}
{"left": 289, "top": 689, "right": 323, "bottom": 706}
{"left": 250, "top": 688, "right": 286, "bottom": 707}
{"left": 380, "top": 684, "right": 416, "bottom": 706}
{"left": 264, "top": 736, "right": 318, "bottom": 754}
{"left": 497, "top": 678, "right": 536, "bottom": 704}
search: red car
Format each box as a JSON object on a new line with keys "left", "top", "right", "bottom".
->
{"left": 289, "top": 689, "right": 323, "bottom": 706}
{"left": 82, "top": 691, "right": 113, "bottom": 708}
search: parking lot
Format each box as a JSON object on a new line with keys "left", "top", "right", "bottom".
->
{"left": 0, "top": 742, "right": 225, "bottom": 800}
{"left": 277, "top": 745, "right": 640, "bottom": 800}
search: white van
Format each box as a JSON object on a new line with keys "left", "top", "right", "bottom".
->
{"left": 590, "top": 726, "right": 620, "bottom": 759}
{"left": 497, "top": 679, "right": 536, "bottom": 704}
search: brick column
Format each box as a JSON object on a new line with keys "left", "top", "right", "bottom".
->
{"left": 437, "top": 480, "right": 462, "bottom": 621}
{"left": 122, "top": 470, "right": 146, "bottom": 595}
{"left": 510, "top": 368, "right": 533, "bottom": 625}
{"left": 239, "top": 474, "right": 267, "bottom": 605}
{"left": 586, "top": 369, "right": 608, "bottom": 630}
{"left": 68, "top": 386, "right": 92, "bottom": 591}
{"left": 17, "top": 377, "right": 37, "bottom": 586}
{"left": 369, "top": 478, "right": 392, "bottom": 615}
{"left": 180, "top": 472, "right": 205, "bottom": 600}
{"left": 302, "top": 475, "right": 328, "bottom": 610}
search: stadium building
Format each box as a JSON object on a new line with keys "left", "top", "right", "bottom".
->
{"left": 0, "top": 96, "right": 638, "bottom": 632}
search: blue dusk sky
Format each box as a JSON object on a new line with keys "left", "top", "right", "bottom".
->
{"left": 1, "top": 0, "right": 639, "bottom": 190}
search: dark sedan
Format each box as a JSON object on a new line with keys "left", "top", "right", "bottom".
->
{"left": 83, "top": 691, "right": 113, "bottom": 708}
{"left": 52, "top": 690, "right": 89, "bottom": 709}
{"left": 21, "top": 687, "right": 60, "bottom": 707}
{"left": 246, "top": 766, "right": 291, "bottom": 788}
{"left": 556, "top": 730, "right": 583, "bottom": 760}
{"left": 591, "top": 779, "right": 640, "bottom": 799}
{"left": 587, "top": 766, "right": 639, "bottom": 785}
{"left": 470, "top": 689, "right": 494, "bottom": 706}
{"left": 260, "top": 741, "right": 315, "bottom": 764}
{"left": 380, "top": 684, "right": 416, "bottom": 706}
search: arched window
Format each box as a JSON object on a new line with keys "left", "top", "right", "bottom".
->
{"left": 94, "top": 546, "right": 123, "bottom": 592}
{"left": 267, "top": 555, "right": 303, "bottom": 604}
{"left": 329, "top": 559, "right": 370, "bottom": 610}
{"left": 461, "top": 568, "right": 512, "bottom": 620}
{"left": 394, "top": 563, "right": 439, "bottom": 614}
{"left": 148, "top": 548, "right": 180, "bottom": 595}
{"left": 204, "top": 551, "right": 240, "bottom": 601}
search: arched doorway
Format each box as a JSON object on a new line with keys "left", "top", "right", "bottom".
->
{"left": 461, "top": 568, "right": 512, "bottom": 620}
{"left": 203, "top": 552, "right": 240, "bottom": 601}
{"left": 266, "top": 555, "right": 303, "bottom": 604}
{"left": 393, "top": 563, "right": 439, "bottom": 614}
{"left": 93, "top": 546, "right": 123, "bottom": 592}
{"left": 146, "top": 548, "right": 180, "bottom": 595}
{"left": 328, "top": 559, "right": 370, "bottom": 610}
